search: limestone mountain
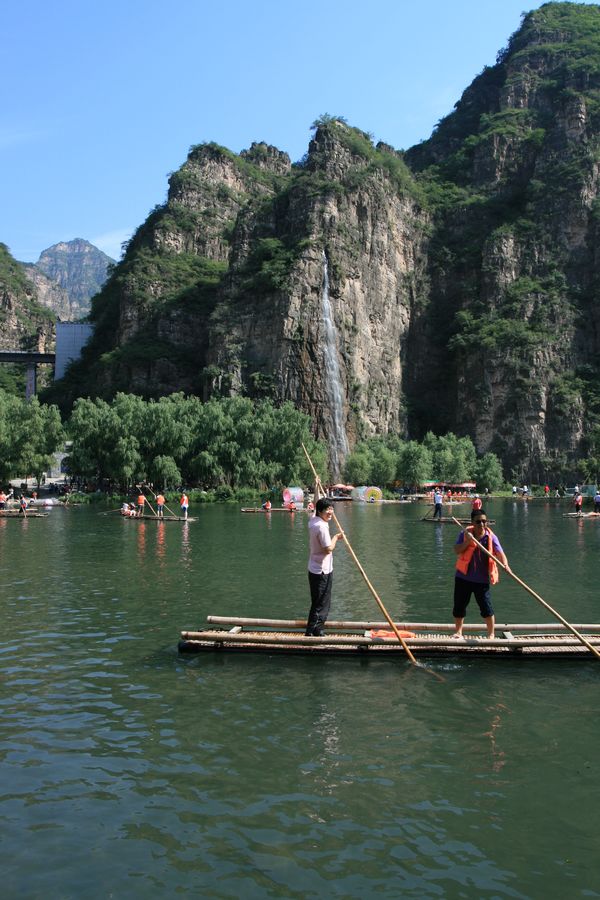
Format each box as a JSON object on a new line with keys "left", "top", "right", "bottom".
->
{"left": 25, "top": 239, "right": 115, "bottom": 320}
{"left": 50, "top": 2, "right": 600, "bottom": 480}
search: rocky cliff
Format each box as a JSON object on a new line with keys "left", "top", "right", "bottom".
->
{"left": 0, "top": 244, "right": 54, "bottom": 352}
{"left": 51, "top": 3, "right": 600, "bottom": 480}
{"left": 0, "top": 243, "right": 55, "bottom": 392}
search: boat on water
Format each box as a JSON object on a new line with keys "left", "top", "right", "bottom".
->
{"left": 120, "top": 513, "right": 196, "bottom": 522}
{"left": 563, "top": 512, "right": 600, "bottom": 519}
{"left": 241, "top": 507, "right": 308, "bottom": 513}
{"left": 421, "top": 516, "right": 496, "bottom": 524}
{"left": 0, "top": 510, "right": 48, "bottom": 518}
{"left": 179, "top": 615, "right": 600, "bottom": 658}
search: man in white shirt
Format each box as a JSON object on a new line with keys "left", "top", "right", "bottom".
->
{"left": 305, "top": 498, "right": 345, "bottom": 636}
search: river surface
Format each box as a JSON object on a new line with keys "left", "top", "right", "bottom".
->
{"left": 1, "top": 499, "right": 599, "bottom": 898}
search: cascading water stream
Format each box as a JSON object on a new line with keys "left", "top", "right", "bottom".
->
{"left": 321, "top": 250, "right": 349, "bottom": 479}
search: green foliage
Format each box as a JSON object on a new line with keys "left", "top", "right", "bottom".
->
{"left": 241, "top": 238, "right": 297, "bottom": 294}
{"left": 343, "top": 432, "right": 500, "bottom": 489}
{"left": 398, "top": 441, "right": 434, "bottom": 488}
{"left": 473, "top": 452, "right": 504, "bottom": 491}
{"left": 66, "top": 393, "right": 323, "bottom": 490}
{"left": 0, "top": 390, "right": 64, "bottom": 483}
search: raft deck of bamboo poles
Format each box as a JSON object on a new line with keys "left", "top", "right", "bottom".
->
{"left": 120, "top": 514, "right": 197, "bottom": 522}
{"left": 421, "top": 517, "right": 496, "bottom": 524}
{"left": 178, "top": 616, "right": 600, "bottom": 658}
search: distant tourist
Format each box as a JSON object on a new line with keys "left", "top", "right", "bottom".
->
{"left": 305, "top": 498, "right": 345, "bottom": 636}
{"left": 512, "top": 485, "right": 517, "bottom": 496}
{"left": 452, "top": 508, "right": 510, "bottom": 640}
{"left": 433, "top": 488, "right": 443, "bottom": 520}
{"left": 180, "top": 492, "right": 189, "bottom": 520}
{"left": 573, "top": 491, "right": 583, "bottom": 515}
{"left": 594, "top": 490, "right": 600, "bottom": 514}
{"left": 136, "top": 492, "right": 146, "bottom": 517}
{"left": 0, "top": 490, "right": 7, "bottom": 510}
{"left": 471, "top": 495, "right": 483, "bottom": 512}
{"left": 261, "top": 498, "right": 272, "bottom": 510}
{"left": 18, "top": 494, "right": 28, "bottom": 516}
{"left": 156, "top": 493, "right": 165, "bottom": 518}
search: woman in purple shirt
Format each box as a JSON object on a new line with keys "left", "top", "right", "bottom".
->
{"left": 453, "top": 510, "right": 510, "bottom": 639}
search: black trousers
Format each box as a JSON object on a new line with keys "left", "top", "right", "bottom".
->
{"left": 306, "top": 571, "right": 333, "bottom": 635}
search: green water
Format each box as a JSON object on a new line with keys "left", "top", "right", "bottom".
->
{"left": 1, "top": 500, "right": 600, "bottom": 898}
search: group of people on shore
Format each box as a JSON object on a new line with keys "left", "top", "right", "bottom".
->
{"left": 304, "top": 494, "right": 510, "bottom": 640}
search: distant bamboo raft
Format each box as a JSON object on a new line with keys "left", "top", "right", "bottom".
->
{"left": 563, "top": 512, "right": 600, "bottom": 519}
{"left": 178, "top": 616, "right": 600, "bottom": 658}
{"left": 120, "top": 514, "right": 196, "bottom": 522}
{"left": 421, "top": 516, "right": 495, "bottom": 524}
{"left": 0, "top": 509, "right": 48, "bottom": 518}
{"left": 240, "top": 507, "right": 309, "bottom": 513}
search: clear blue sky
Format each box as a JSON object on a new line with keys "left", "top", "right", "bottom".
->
{"left": 3, "top": 0, "right": 597, "bottom": 262}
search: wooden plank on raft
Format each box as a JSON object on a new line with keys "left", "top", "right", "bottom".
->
{"left": 204, "top": 615, "right": 600, "bottom": 633}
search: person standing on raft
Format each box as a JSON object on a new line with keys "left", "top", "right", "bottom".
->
{"left": 453, "top": 509, "right": 510, "bottom": 639}
{"left": 180, "top": 492, "right": 189, "bottom": 520}
{"left": 305, "top": 498, "right": 345, "bottom": 636}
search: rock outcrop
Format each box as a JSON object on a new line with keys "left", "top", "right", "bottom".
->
{"left": 0, "top": 243, "right": 54, "bottom": 353}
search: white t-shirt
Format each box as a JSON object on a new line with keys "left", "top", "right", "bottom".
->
{"left": 308, "top": 515, "right": 333, "bottom": 575}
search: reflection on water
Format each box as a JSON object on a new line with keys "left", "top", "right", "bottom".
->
{"left": 0, "top": 502, "right": 599, "bottom": 897}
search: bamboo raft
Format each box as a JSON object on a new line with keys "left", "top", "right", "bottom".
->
{"left": 241, "top": 507, "right": 308, "bottom": 513}
{"left": 178, "top": 616, "right": 600, "bottom": 658}
{"left": 421, "top": 516, "right": 495, "bottom": 524}
{"left": 563, "top": 512, "right": 600, "bottom": 519}
{"left": 0, "top": 509, "right": 48, "bottom": 518}
{"left": 120, "top": 514, "right": 197, "bottom": 522}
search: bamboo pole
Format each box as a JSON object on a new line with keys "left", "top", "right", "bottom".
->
{"left": 301, "top": 443, "right": 419, "bottom": 666}
{"left": 451, "top": 516, "right": 600, "bottom": 660}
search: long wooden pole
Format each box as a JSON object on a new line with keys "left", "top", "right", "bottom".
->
{"left": 451, "top": 516, "right": 600, "bottom": 660}
{"left": 301, "top": 443, "right": 418, "bottom": 665}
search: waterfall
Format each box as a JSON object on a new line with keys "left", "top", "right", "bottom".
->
{"left": 321, "top": 251, "right": 349, "bottom": 479}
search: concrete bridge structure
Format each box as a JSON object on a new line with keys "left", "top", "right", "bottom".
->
{"left": 0, "top": 351, "right": 56, "bottom": 399}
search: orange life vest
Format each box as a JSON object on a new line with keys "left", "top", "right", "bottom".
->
{"left": 370, "top": 629, "right": 416, "bottom": 639}
{"left": 137, "top": 495, "right": 145, "bottom": 506}
{"left": 455, "top": 526, "right": 499, "bottom": 585}
{"left": 156, "top": 495, "right": 165, "bottom": 505}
